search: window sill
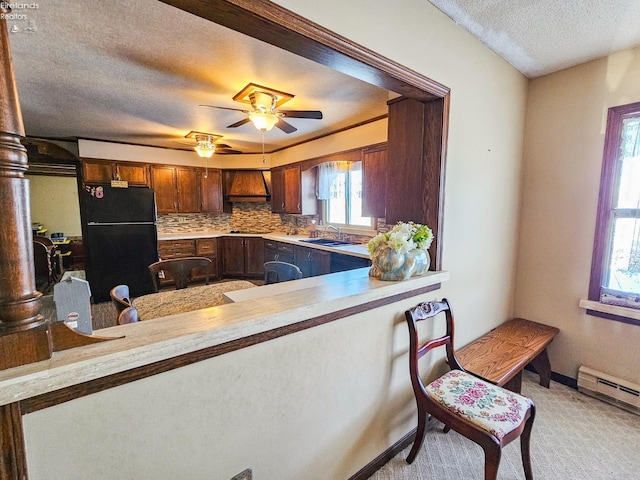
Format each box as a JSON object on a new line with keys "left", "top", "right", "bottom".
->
{"left": 579, "top": 299, "right": 640, "bottom": 325}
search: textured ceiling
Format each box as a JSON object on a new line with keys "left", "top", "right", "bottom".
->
{"left": 430, "top": 0, "right": 640, "bottom": 78}
{"left": 7, "top": 0, "right": 390, "bottom": 153}
{"left": 7, "top": 1, "right": 640, "bottom": 155}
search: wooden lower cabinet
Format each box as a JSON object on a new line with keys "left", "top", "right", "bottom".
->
{"left": 157, "top": 239, "right": 196, "bottom": 287}
{"left": 294, "top": 245, "right": 330, "bottom": 278}
{"left": 195, "top": 238, "right": 218, "bottom": 280}
{"left": 222, "top": 237, "right": 264, "bottom": 277}
{"left": 264, "top": 240, "right": 294, "bottom": 264}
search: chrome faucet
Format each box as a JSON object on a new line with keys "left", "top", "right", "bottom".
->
{"left": 327, "top": 224, "right": 342, "bottom": 240}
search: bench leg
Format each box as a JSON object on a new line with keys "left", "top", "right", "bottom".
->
{"left": 503, "top": 371, "right": 523, "bottom": 394}
{"left": 529, "top": 348, "right": 552, "bottom": 388}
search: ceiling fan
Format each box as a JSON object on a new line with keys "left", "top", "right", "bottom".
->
{"left": 200, "top": 83, "right": 323, "bottom": 134}
{"left": 176, "top": 131, "right": 242, "bottom": 157}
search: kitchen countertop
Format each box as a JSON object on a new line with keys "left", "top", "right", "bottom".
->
{"left": 157, "top": 231, "right": 370, "bottom": 259}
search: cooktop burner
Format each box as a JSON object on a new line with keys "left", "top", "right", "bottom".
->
{"left": 229, "top": 230, "right": 271, "bottom": 234}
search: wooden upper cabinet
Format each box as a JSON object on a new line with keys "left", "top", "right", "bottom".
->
{"left": 362, "top": 145, "right": 387, "bottom": 218}
{"left": 386, "top": 96, "right": 447, "bottom": 270}
{"left": 176, "top": 167, "right": 200, "bottom": 213}
{"left": 270, "top": 168, "right": 286, "bottom": 213}
{"left": 270, "top": 164, "right": 317, "bottom": 215}
{"left": 82, "top": 159, "right": 148, "bottom": 186}
{"left": 151, "top": 165, "right": 178, "bottom": 213}
{"left": 82, "top": 160, "right": 113, "bottom": 184}
{"left": 200, "top": 168, "right": 224, "bottom": 213}
{"left": 116, "top": 163, "right": 149, "bottom": 186}
{"left": 151, "top": 166, "right": 200, "bottom": 213}
{"left": 284, "top": 164, "right": 301, "bottom": 213}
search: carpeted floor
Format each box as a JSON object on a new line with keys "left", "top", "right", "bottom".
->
{"left": 371, "top": 370, "right": 640, "bottom": 480}
{"left": 40, "top": 294, "right": 118, "bottom": 330}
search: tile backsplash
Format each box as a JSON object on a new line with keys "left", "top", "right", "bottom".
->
{"left": 157, "top": 202, "right": 312, "bottom": 235}
{"left": 157, "top": 201, "right": 380, "bottom": 244}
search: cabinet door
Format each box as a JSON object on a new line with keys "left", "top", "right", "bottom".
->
{"left": 117, "top": 163, "right": 149, "bottom": 186}
{"left": 284, "top": 165, "right": 301, "bottom": 214}
{"left": 264, "top": 240, "right": 278, "bottom": 262}
{"left": 222, "top": 237, "right": 245, "bottom": 276}
{"left": 200, "top": 168, "right": 223, "bottom": 213}
{"left": 310, "top": 249, "right": 331, "bottom": 276}
{"left": 362, "top": 146, "right": 387, "bottom": 218}
{"left": 270, "top": 168, "right": 285, "bottom": 213}
{"left": 176, "top": 168, "right": 200, "bottom": 213}
{"left": 294, "top": 245, "right": 313, "bottom": 277}
{"left": 195, "top": 238, "right": 218, "bottom": 280}
{"left": 151, "top": 166, "right": 177, "bottom": 213}
{"left": 245, "top": 238, "right": 265, "bottom": 276}
{"left": 83, "top": 160, "right": 113, "bottom": 184}
{"left": 277, "top": 242, "right": 295, "bottom": 264}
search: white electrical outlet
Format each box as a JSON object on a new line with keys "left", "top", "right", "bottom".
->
{"left": 178, "top": 217, "right": 187, "bottom": 223}
{"left": 230, "top": 468, "right": 252, "bottom": 480}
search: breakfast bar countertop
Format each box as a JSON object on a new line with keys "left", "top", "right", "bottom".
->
{"left": 132, "top": 280, "right": 257, "bottom": 320}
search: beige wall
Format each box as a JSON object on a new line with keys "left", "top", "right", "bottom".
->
{"left": 27, "top": 174, "right": 82, "bottom": 237}
{"left": 274, "top": 0, "right": 529, "bottom": 341}
{"left": 22, "top": 1, "right": 531, "bottom": 478}
{"left": 23, "top": 299, "right": 439, "bottom": 480}
{"left": 515, "top": 45, "right": 640, "bottom": 384}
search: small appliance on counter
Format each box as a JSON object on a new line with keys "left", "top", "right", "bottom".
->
{"left": 51, "top": 232, "right": 67, "bottom": 242}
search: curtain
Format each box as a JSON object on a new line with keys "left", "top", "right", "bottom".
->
{"left": 316, "top": 161, "right": 361, "bottom": 200}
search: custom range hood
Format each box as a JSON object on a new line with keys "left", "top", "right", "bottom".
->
{"left": 223, "top": 170, "right": 271, "bottom": 202}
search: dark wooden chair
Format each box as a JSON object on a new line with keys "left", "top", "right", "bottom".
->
{"left": 148, "top": 256, "right": 212, "bottom": 291}
{"left": 263, "top": 261, "right": 303, "bottom": 284}
{"left": 110, "top": 284, "right": 132, "bottom": 314}
{"left": 33, "top": 239, "right": 58, "bottom": 285}
{"left": 117, "top": 306, "right": 139, "bottom": 325}
{"left": 405, "top": 298, "right": 535, "bottom": 480}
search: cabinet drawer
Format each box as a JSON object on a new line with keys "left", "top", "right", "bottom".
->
{"left": 196, "top": 238, "right": 217, "bottom": 255}
{"left": 264, "top": 240, "right": 278, "bottom": 250}
{"left": 158, "top": 239, "right": 196, "bottom": 258}
{"left": 278, "top": 243, "right": 294, "bottom": 255}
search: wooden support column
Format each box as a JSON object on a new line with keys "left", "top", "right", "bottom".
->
{"left": 0, "top": 16, "right": 52, "bottom": 369}
{"left": 0, "top": 403, "right": 27, "bottom": 480}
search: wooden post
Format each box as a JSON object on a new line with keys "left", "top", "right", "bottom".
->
{"left": 0, "top": 15, "right": 52, "bottom": 369}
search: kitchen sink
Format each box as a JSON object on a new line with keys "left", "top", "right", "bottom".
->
{"left": 299, "top": 238, "right": 355, "bottom": 246}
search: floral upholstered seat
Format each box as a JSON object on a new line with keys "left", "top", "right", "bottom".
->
{"left": 426, "top": 369, "right": 534, "bottom": 440}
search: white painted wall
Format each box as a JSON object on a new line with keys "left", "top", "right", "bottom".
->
{"left": 515, "top": 45, "right": 640, "bottom": 384}
{"left": 27, "top": 175, "right": 82, "bottom": 237}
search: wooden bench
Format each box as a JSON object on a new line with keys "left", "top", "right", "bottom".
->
{"left": 456, "top": 318, "right": 559, "bottom": 393}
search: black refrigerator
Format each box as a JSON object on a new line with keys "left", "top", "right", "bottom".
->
{"left": 83, "top": 186, "right": 159, "bottom": 303}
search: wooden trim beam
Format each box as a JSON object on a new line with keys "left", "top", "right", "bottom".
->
{"left": 159, "top": 0, "right": 449, "bottom": 101}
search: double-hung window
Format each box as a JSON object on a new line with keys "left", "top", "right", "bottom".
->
{"left": 589, "top": 101, "right": 640, "bottom": 322}
{"left": 317, "top": 161, "right": 372, "bottom": 229}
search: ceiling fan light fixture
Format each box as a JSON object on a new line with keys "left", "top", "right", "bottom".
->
{"left": 249, "top": 111, "right": 278, "bottom": 132}
{"left": 194, "top": 134, "right": 216, "bottom": 158}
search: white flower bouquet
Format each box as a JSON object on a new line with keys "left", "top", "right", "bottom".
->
{"left": 368, "top": 222, "right": 433, "bottom": 281}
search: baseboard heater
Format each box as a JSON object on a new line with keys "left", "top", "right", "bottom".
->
{"left": 577, "top": 366, "right": 640, "bottom": 415}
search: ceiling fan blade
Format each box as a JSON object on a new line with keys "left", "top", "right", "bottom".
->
{"left": 227, "top": 118, "right": 252, "bottom": 128}
{"left": 276, "top": 118, "right": 297, "bottom": 134}
{"left": 213, "top": 143, "right": 232, "bottom": 149}
{"left": 216, "top": 149, "right": 243, "bottom": 155}
{"left": 277, "top": 110, "right": 323, "bottom": 119}
{"left": 199, "top": 104, "right": 249, "bottom": 113}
